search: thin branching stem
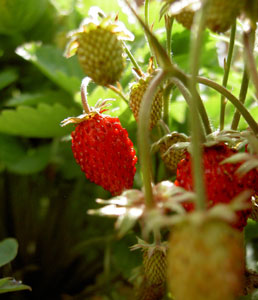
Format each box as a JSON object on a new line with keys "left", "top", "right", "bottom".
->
{"left": 107, "top": 84, "right": 129, "bottom": 104}
{"left": 188, "top": 2, "right": 208, "bottom": 210}
{"left": 231, "top": 68, "right": 249, "bottom": 130}
{"left": 81, "top": 77, "right": 91, "bottom": 113}
{"left": 138, "top": 70, "right": 168, "bottom": 209}
{"left": 220, "top": 21, "right": 236, "bottom": 131}
{"left": 197, "top": 76, "right": 258, "bottom": 135}
{"left": 243, "top": 27, "right": 258, "bottom": 100}
{"left": 123, "top": 42, "right": 143, "bottom": 75}
{"left": 171, "top": 77, "right": 206, "bottom": 141}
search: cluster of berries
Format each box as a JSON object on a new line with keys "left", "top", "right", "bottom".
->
{"left": 61, "top": 3, "right": 258, "bottom": 300}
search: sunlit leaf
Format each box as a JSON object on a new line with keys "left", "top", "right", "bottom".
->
{"left": 16, "top": 43, "right": 84, "bottom": 94}
{"left": 0, "top": 103, "right": 79, "bottom": 138}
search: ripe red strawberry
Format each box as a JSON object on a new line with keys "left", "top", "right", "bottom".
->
{"left": 168, "top": 215, "right": 245, "bottom": 300}
{"left": 69, "top": 113, "right": 137, "bottom": 195}
{"left": 175, "top": 143, "right": 258, "bottom": 229}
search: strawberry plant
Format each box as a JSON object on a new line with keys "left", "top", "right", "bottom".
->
{"left": 0, "top": 0, "right": 258, "bottom": 299}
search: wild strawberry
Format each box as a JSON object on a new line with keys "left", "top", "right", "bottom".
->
{"left": 142, "top": 247, "right": 167, "bottom": 285}
{"left": 243, "top": 0, "right": 258, "bottom": 29}
{"left": 162, "top": 0, "right": 243, "bottom": 33}
{"left": 174, "top": 6, "right": 195, "bottom": 30}
{"left": 175, "top": 143, "right": 258, "bottom": 229}
{"left": 65, "top": 10, "right": 133, "bottom": 86}
{"left": 129, "top": 75, "right": 163, "bottom": 129}
{"left": 135, "top": 279, "right": 165, "bottom": 300}
{"left": 205, "top": 0, "right": 244, "bottom": 33}
{"left": 61, "top": 81, "right": 137, "bottom": 196}
{"left": 167, "top": 215, "right": 245, "bottom": 300}
{"left": 132, "top": 242, "right": 167, "bottom": 300}
{"left": 155, "top": 132, "right": 189, "bottom": 173}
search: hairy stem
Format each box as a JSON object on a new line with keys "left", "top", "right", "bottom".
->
{"left": 163, "top": 83, "right": 173, "bottom": 126}
{"left": 165, "top": 15, "right": 174, "bottom": 58}
{"left": 138, "top": 70, "right": 168, "bottom": 209}
{"left": 220, "top": 21, "right": 236, "bottom": 131}
{"left": 81, "top": 77, "right": 91, "bottom": 113}
{"left": 243, "top": 27, "right": 258, "bottom": 100}
{"left": 231, "top": 68, "right": 249, "bottom": 130}
{"left": 188, "top": 2, "right": 208, "bottom": 210}
{"left": 171, "top": 77, "right": 206, "bottom": 141}
{"left": 123, "top": 42, "right": 143, "bottom": 75}
{"left": 197, "top": 76, "right": 258, "bottom": 135}
{"left": 107, "top": 84, "right": 129, "bottom": 104}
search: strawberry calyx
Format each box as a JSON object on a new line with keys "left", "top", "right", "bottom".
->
{"left": 61, "top": 77, "right": 115, "bottom": 127}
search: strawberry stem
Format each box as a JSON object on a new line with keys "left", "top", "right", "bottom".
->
{"left": 171, "top": 77, "right": 205, "bottom": 141}
{"left": 144, "top": 0, "right": 158, "bottom": 68}
{"left": 163, "top": 82, "right": 174, "bottom": 127}
{"left": 165, "top": 15, "right": 174, "bottom": 58}
{"left": 197, "top": 76, "right": 258, "bottom": 135}
{"left": 138, "top": 70, "right": 168, "bottom": 209}
{"left": 231, "top": 67, "right": 249, "bottom": 130}
{"left": 220, "top": 21, "right": 236, "bottom": 131}
{"left": 188, "top": 1, "right": 208, "bottom": 210}
{"left": 107, "top": 84, "right": 129, "bottom": 103}
{"left": 123, "top": 42, "right": 143, "bottom": 76}
{"left": 80, "top": 77, "right": 91, "bottom": 114}
{"left": 243, "top": 26, "right": 258, "bottom": 100}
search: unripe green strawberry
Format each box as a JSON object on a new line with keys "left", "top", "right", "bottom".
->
{"left": 168, "top": 216, "right": 245, "bottom": 300}
{"left": 76, "top": 27, "right": 124, "bottom": 85}
{"left": 158, "top": 132, "right": 189, "bottom": 173}
{"left": 174, "top": 7, "right": 195, "bottom": 29}
{"left": 205, "top": 0, "right": 244, "bottom": 33}
{"left": 65, "top": 12, "right": 133, "bottom": 86}
{"left": 136, "top": 279, "right": 165, "bottom": 300}
{"left": 129, "top": 76, "right": 163, "bottom": 129}
{"left": 163, "top": 0, "right": 243, "bottom": 33}
{"left": 142, "top": 247, "right": 167, "bottom": 285}
{"left": 243, "top": 0, "right": 258, "bottom": 29}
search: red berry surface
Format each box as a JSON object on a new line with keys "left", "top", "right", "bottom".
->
{"left": 71, "top": 113, "right": 137, "bottom": 195}
{"left": 175, "top": 143, "right": 258, "bottom": 230}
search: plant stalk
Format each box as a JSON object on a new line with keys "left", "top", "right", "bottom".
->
{"left": 171, "top": 77, "right": 206, "bottom": 141}
{"left": 123, "top": 42, "right": 143, "bottom": 75}
{"left": 107, "top": 84, "right": 129, "bottom": 104}
{"left": 165, "top": 15, "right": 174, "bottom": 58}
{"left": 81, "top": 77, "right": 91, "bottom": 113}
{"left": 197, "top": 76, "right": 258, "bottom": 135}
{"left": 231, "top": 68, "right": 249, "bottom": 130}
{"left": 243, "top": 26, "right": 258, "bottom": 100}
{"left": 188, "top": 1, "right": 208, "bottom": 210}
{"left": 220, "top": 21, "right": 236, "bottom": 131}
{"left": 138, "top": 70, "right": 168, "bottom": 209}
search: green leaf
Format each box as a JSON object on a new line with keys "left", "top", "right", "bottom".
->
{"left": 16, "top": 43, "right": 84, "bottom": 95}
{"left": 0, "top": 238, "right": 18, "bottom": 267}
{"left": 6, "top": 90, "right": 75, "bottom": 108}
{"left": 6, "top": 145, "right": 51, "bottom": 175}
{"left": 0, "top": 103, "right": 79, "bottom": 138}
{"left": 0, "top": 278, "right": 31, "bottom": 294}
{"left": 0, "top": 134, "right": 25, "bottom": 165}
{"left": 0, "top": 69, "right": 18, "bottom": 90}
{"left": 112, "top": 234, "right": 141, "bottom": 279}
